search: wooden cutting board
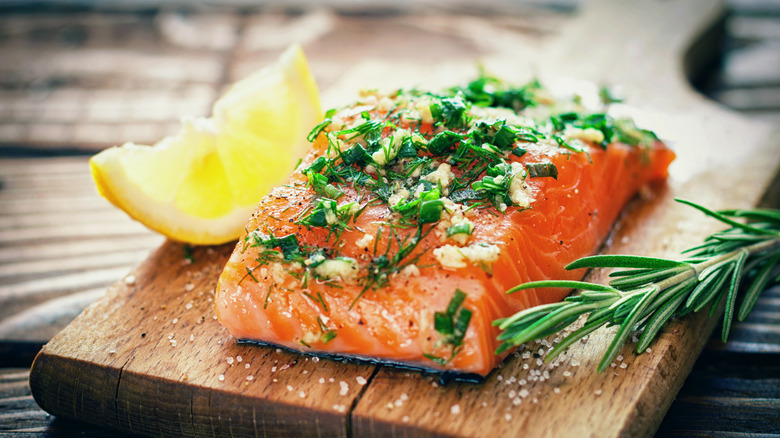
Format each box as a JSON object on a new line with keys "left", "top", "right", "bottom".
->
{"left": 28, "top": 0, "right": 780, "bottom": 437}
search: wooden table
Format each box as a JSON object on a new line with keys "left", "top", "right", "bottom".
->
{"left": 1, "top": 1, "right": 779, "bottom": 436}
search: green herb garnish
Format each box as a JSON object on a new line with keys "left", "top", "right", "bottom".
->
{"left": 446, "top": 222, "right": 474, "bottom": 239}
{"left": 494, "top": 199, "right": 780, "bottom": 372}
{"left": 430, "top": 289, "right": 473, "bottom": 362}
{"left": 526, "top": 162, "right": 558, "bottom": 179}
{"left": 183, "top": 244, "right": 195, "bottom": 263}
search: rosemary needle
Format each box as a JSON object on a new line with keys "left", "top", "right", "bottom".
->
{"left": 494, "top": 198, "right": 780, "bottom": 372}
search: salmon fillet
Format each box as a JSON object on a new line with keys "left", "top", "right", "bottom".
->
{"left": 216, "top": 79, "right": 675, "bottom": 376}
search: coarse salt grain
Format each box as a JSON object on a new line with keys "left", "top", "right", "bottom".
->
{"left": 595, "top": 389, "right": 603, "bottom": 396}
{"left": 402, "top": 416, "right": 409, "bottom": 423}
{"left": 189, "top": 334, "right": 195, "bottom": 342}
{"left": 169, "top": 340, "right": 177, "bottom": 347}
{"left": 245, "top": 363, "right": 250, "bottom": 369}
{"left": 505, "top": 413, "right": 512, "bottom": 422}
{"left": 227, "top": 357, "right": 234, "bottom": 365}
{"left": 185, "top": 283, "right": 195, "bottom": 291}
{"left": 124, "top": 275, "right": 136, "bottom": 285}
{"left": 563, "top": 371, "right": 572, "bottom": 377}
{"left": 286, "top": 385, "right": 293, "bottom": 391}
{"left": 236, "top": 356, "right": 243, "bottom": 363}
{"left": 554, "top": 387, "right": 561, "bottom": 394}
{"left": 299, "top": 391, "right": 306, "bottom": 398}
{"left": 339, "top": 381, "right": 349, "bottom": 396}
{"left": 218, "top": 374, "right": 225, "bottom": 381}
{"left": 185, "top": 302, "right": 193, "bottom": 310}
{"left": 450, "top": 404, "right": 461, "bottom": 415}
{"left": 247, "top": 375, "right": 253, "bottom": 381}
{"left": 319, "top": 378, "right": 325, "bottom": 384}
{"left": 333, "top": 404, "right": 347, "bottom": 413}
{"left": 356, "top": 376, "right": 367, "bottom": 385}
{"left": 620, "top": 363, "right": 628, "bottom": 369}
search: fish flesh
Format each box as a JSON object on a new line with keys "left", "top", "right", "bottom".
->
{"left": 215, "top": 79, "right": 674, "bottom": 376}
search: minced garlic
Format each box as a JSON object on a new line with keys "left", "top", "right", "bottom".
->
{"left": 424, "top": 163, "right": 455, "bottom": 193}
{"left": 433, "top": 243, "right": 501, "bottom": 270}
{"left": 565, "top": 127, "right": 604, "bottom": 144}
{"left": 313, "top": 257, "right": 359, "bottom": 283}
{"left": 509, "top": 162, "right": 533, "bottom": 208}
{"left": 355, "top": 233, "right": 374, "bottom": 249}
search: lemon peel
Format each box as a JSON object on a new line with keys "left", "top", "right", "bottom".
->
{"left": 90, "top": 44, "right": 321, "bottom": 245}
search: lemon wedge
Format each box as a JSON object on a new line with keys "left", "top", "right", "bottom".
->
{"left": 90, "top": 44, "right": 321, "bottom": 245}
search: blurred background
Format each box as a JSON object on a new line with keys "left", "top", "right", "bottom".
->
{"left": 0, "top": 0, "right": 779, "bottom": 436}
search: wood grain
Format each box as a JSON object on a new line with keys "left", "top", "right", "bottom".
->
{"left": 30, "top": 242, "right": 377, "bottom": 437}
{"left": 25, "top": 0, "right": 780, "bottom": 437}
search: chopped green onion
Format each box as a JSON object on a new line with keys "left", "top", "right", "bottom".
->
{"left": 427, "top": 131, "right": 462, "bottom": 156}
{"left": 305, "top": 156, "right": 328, "bottom": 174}
{"left": 452, "top": 308, "right": 472, "bottom": 346}
{"left": 434, "top": 312, "right": 454, "bottom": 334}
{"left": 446, "top": 222, "right": 474, "bottom": 237}
{"left": 419, "top": 199, "right": 444, "bottom": 223}
{"left": 492, "top": 125, "right": 518, "bottom": 149}
{"left": 526, "top": 162, "right": 558, "bottom": 179}
{"left": 446, "top": 289, "right": 467, "bottom": 316}
{"left": 342, "top": 144, "right": 369, "bottom": 165}
{"left": 397, "top": 138, "right": 418, "bottom": 158}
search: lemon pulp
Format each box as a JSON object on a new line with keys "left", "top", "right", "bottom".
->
{"left": 90, "top": 44, "right": 321, "bottom": 245}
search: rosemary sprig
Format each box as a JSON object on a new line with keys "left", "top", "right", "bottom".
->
{"left": 494, "top": 199, "right": 780, "bottom": 372}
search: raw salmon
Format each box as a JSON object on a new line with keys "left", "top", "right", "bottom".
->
{"left": 215, "top": 79, "right": 674, "bottom": 376}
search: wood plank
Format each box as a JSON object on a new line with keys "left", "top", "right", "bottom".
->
{"left": 0, "top": 248, "right": 150, "bottom": 278}
{"left": 25, "top": 0, "right": 780, "bottom": 437}
{"left": 0, "top": 234, "right": 163, "bottom": 263}
{"left": 0, "top": 288, "right": 106, "bottom": 342}
{"left": 30, "top": 242, "right": 375, "bottom": 437}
